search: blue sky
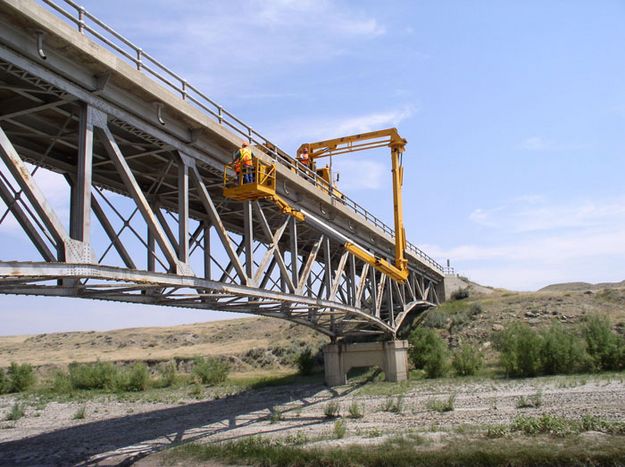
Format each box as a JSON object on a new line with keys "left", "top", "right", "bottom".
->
{"left": 1, "top": 0, "right": 625, "bottom": 334}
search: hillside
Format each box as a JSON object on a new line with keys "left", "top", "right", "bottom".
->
{"left": 0, "top": 316, "right": 327, "bottom": 369}
{"left": 1, "top": 278, "right": 624, "bottom": 369}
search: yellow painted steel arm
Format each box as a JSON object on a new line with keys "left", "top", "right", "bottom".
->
{"left": 298, "top": 127, "right": 409, "bottom": 282}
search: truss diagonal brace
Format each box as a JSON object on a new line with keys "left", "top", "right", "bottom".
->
{"left": 0, "top": 124, "right": 68, "bottom": 258}
{"left": 93, "top": 117, "right": 190, "bottom": 275}
{"left": 188, "top": 162, "right": 247, "bottom": 284}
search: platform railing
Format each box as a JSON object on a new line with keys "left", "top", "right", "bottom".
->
{"left": 38, "top": 0, "right": 444, "bottom": 274}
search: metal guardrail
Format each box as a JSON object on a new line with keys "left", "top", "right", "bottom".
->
{"left": 38, "top": 0, "right": 444, "bottom": 274}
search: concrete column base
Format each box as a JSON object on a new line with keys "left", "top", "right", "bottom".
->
{"left": 323, "top": 340, "right": 409, "bottom": 386}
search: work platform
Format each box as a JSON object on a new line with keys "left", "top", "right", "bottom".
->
{"left": 0, "top": 0, "right": 446, "bottom": 347}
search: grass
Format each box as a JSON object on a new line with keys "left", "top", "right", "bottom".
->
{"left": 324, "top": 401, "right": 340, "bottom": 418}
{"left": 72, "top": 405, "right": 86, "bottom": 420}
{"left": 382, "top": 395, "right": 404, "bottom": 413}
{"left": 347, "top": 400, "right": 364, "bottom": 419}
{"left": 334, "top": 419, "right": 347, "bottom": 439}
{"left": 269, "top": 406, "right": 284, "bottom": 424}
{"left": 516, "top": 391, "right": 543, "bottom": 409}
{"left": 6, "top": 403, "right": 24, "bottom": 421}
{"left": 426, "top": 394, "right": 455, "bottom": 412}
{"left": 163, "top": 434, "right": 625, "bottom": 466}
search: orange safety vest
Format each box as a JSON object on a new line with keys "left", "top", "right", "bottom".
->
{"left": 240, "top": 147, "right": 253, "bottom": 167}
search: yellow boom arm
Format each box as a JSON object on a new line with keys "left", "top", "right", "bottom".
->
{"left": 298, "top": 128, "right": 409, "bottom": 282}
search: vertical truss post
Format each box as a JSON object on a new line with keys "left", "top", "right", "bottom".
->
{"left": 243, "top": 201, "right": 253, "bottom": 279}
{"left": 203, "top": 221, "right": 211, "bottom": 280}
{"left": 349, "top": 254, "right": 356, "bottom": 306}
{"left": 147, "top": 228, "right": 155, "bottom": 272}
{"left": 387, "top": 275, "right": 395, "bottom": 327}
{"left": 178, "top": 161, "right": 189, "bottom": 263}
{"left": 369, "top": 266, "right": 378, "bottom": 316}
{"left": 70, "top": 103, "right": 93, "bottom": 243}
{"left": 289, "top": 216, "right": 298, "bottom": 287}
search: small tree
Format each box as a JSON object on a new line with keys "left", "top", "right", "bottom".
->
{"left": 6, "top": 362, "right": 36, "bottom": 393}
{"left": 495, "top": 323, "right": 542, "bottom": 377}
{"left": 192, "top": 357, "right": 229, "bottom": 385}
{"left": 540, "top": 322, "right": 590, "bottom": 375}
{"left": 452, "top": 343, "right": 484, "bottom": 376}
{"left": 581, "top": 314, "right": 624, "bottom": 371}
{"left": 296, "top": 348, "right": 315, "bottom": 376}
{"left": 408, "top": 327, "right": 449, "bottom": 378}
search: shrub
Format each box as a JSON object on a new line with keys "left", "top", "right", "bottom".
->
{"left": 452, "top": 344, "right": 483, "bottom": 376}
{"left": 6, "top": 403, "right": 24, "bottom": 421}
{"left": 6, "top": 362, "right": 36, "bottom": 393}
{"left": 157, "top": 361, "right": 177, "bottom": 388}
{"left": 69, "top": 361, "right": 117, "bottom": 390}
{"left": 192, "top": 357, "right": 229, "bottom": 385}
{"left": 0, "top": 368, "right": 6, "bottom": 394}
{"left": 495, "top": 323, "right": 542, "bottom": 377}
{"left": 581, "top": 314, "right": 624, "bottom": 371}
{"left": 426, "top": 394, "right": 455, "bottom": 413}
{"left": 516, "top": 391, "right": 543, "bottom": 409}
{"left": 450, "top": 288, "right": 469, "bottom": 300}
{"left": 408, "top": 327, "right": 449, "bottom": 378}
{"left": 540, "top": 323, "right": 590, "bottom": 375}
{"left": 347, "top": 400, "right": 364, "bottom": 419}
{"left": 51, "top": 370, "right": 73, "bottom": 394}
{"left": 116, "top": 363, "right": 149, "bottom": 392}
{"left": 511, "top": 414, "right": 573, "bottom": 437}
{"left": 334, "top": 419, "right": 346, "bottom": 439}
{"left": 382, "top": 395, "right": 404, "bottom": 413}
{"left": 324, "top": 401, "right": 340, "bottom": 418}
{"left": 423, "top": 309, "right": 448, "bottom": 329}
{"left": 269, "top": 406, "right": 283, "bottom": 424}
{"left": 296, "top": 348, "right": 315, "bottom": 376}
{"left": 73, "top": 405, "right": 86, "bottom": 420}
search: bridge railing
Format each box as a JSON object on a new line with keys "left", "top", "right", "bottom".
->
{"left": 39, "top": 0, "right": 444, "bottom": 274}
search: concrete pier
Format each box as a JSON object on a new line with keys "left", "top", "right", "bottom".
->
{"left": 323, "top": 340, "right": 409, "bottom": 386}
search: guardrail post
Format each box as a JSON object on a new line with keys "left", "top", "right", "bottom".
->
{"left": 78, "top": 7, "right": 85, "bottom": 34}
{"left": 136, "top": 48, "right": 142, "bottom": 71}
{"left": 218, "top": 106, "right": 223, "bottom": 124}
{"left": 181, "top": 81, "right": 187, "bottom": 100}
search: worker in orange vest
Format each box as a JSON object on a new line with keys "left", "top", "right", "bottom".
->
{"left": 297, "top": 147, "right": 311, "bottom": 169}
{"left": 232, "top": 142, "right": 254, "bottom": 183}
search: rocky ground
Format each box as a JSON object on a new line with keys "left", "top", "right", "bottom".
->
{"left": 0, "top": 372, "right": 624, "bottom": 465}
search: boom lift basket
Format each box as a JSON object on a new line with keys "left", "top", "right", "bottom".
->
{"left": 223, "top": 158, "right": 277, "bottom": 201}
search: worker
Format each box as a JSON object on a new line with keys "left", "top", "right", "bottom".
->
{"left": 232, "top": 142, "right": 254, "bottom": 183}
{"left": 297, "top": 147, "right": 311, "bottom": 169}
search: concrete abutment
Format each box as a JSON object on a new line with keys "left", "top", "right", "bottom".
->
{"left": 323, "top": 340, "right": 409, "bottom": 386}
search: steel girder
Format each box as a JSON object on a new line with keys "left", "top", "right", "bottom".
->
{"left": 0, "top": 43, "right": 442, "bottom": 341}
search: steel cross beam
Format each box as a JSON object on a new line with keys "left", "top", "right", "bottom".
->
{"left": 0, "top": 3, "right": 444, "bottom": 340}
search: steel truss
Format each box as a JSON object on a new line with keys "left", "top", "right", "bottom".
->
{"left": 0, "top": 49, "right": 442, "bottom": 341}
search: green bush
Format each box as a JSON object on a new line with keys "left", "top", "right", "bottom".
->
{"left": 192, "top": 357, "right": 229, "bottom": 386}
{"left": 426, "top": 394, "right": 455, "bottom": 412}
{"left": 6, "top": 362, "right": 36, "bottom": 393}
{"left": 347, "top": 400, "right": 364, "bottom": 419}
{"left": 0, "top": 368, "right": 6, "bottom": 394}
{"left": 423, "top": 309, "right": 448, "bottom": 329}
{"left": 450, "top": 288, "right": 470, "bottom": 300}
{"left": 69, "top": 361, "right": 117, "bottom": 390}
{"left": 495, "top": 323, "right": 542, "bottom": 377}
{"left": 581, "top": 314, "right": 624, "bottom": 371}
{"left": 324, "top": 401, "right": 340, "bottom": 418}
{"left": 6, "top": 403, "right": 24, "bottom": 421}
{"left": 157, "top": 361, "right": 178, "bottom": 388}
{"left": 452, "top": 344, "right": 483, "bottom": 376}
{"left": 408, "top": 327, "right": 449, "bottom": 378}
{"left": 116, "top": 363, "right": 150, "bottom": 392}
{"left": 334, "top": 419, "right": 346, "bottom": 439}
{"left": 540, "top": 322, "right": 590, "bottom": 375}
{"left": 296, "top": 348, "right": 315, "bottom": 376}
{"left": 51, "top": 370, "right": 73, "bottom": 394}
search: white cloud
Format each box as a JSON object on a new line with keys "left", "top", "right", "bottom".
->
{"left": 520, "top": 136, "right": 587, "bottom": 152}
{"left": 430, "top": 194, "right": 625, "bottom": 290}
{"left": 267, "top": 105, "right": 416, "bottom": 150}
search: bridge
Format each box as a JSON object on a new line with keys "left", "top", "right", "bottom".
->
{"left": 0, "top": 0, "right": 446, "bottom": 384}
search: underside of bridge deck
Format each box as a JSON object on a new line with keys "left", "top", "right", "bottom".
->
{"left": 0, "top": 0, "right": 445, "bottom": 342}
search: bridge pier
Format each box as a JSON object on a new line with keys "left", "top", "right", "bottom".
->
{"left": 323, "top": 340, "right": 409, "bottom": 386}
